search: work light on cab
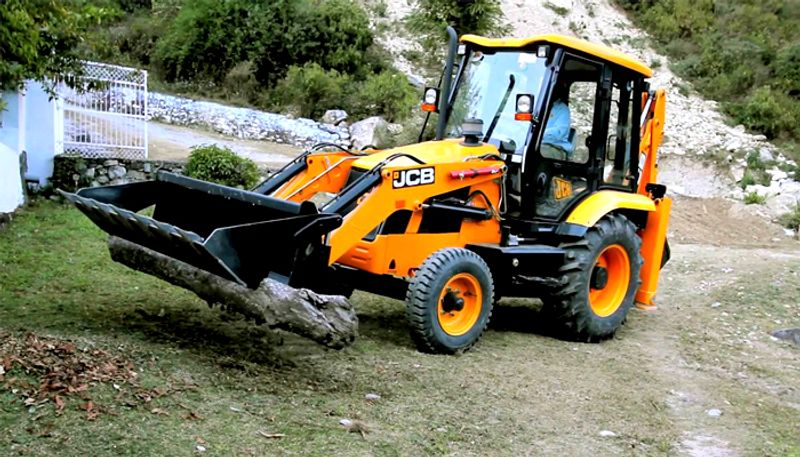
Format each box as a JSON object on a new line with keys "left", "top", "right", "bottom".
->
{"left": 515, "top": 94, "right": 534, "bottom": 121}
{"left": 421, "top": 87, "right": 439, "bottom": 112}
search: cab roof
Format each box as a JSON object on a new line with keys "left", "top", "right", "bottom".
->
{"left": 460, "top": 34, "right": 653, "bottom": 78}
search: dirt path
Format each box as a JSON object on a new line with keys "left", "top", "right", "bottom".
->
{"left": 147, "top": 121, "right": 301, "bottom": 167}
{"left": 643, "top": 243, "right": 800, "bottom": 456}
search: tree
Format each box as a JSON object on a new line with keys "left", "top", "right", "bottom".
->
{"left": 0, "top": 0, "right": 91, "bottom": 97}
{"left": 407, "top": 0, "right": 507, "bottom": 61}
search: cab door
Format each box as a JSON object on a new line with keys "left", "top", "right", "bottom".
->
{"left": 524, "top": 53, "right": 612, "bottom": 221}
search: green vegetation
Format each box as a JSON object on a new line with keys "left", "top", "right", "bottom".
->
{"left": 185, "top": 145, "right": 261, "bottom": 189}
{"left": 74, "top": 0, "right": 416, "bottom": 121}
{"left": 743, "top": 191, "right": 767, "bottom": 205}
{"left": 272, "top": 64, "right": 417, "bottom": 122}
{"left": 406, "top": 0, "right": 506, "bottom": 64}
{"left": 739, "top": 151, "right": 772, "bottom": 189}
{"left": 616, "top": 1, "right": 800, "bottom": 159}
{"left": 779, "top": 205, "right": 800, "bottom": 231}
{"left": 543, "top": 1, "right": 570, "bottom": 17}
{"left": 0, "top": 0, "right": 99, "bottom": 109}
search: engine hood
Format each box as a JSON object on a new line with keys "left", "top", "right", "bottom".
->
{"left": 350, "top": 139, "right": 500, "bottom": 170}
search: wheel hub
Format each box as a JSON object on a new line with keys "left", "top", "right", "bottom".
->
{"left": 440, "top": 288, "right": 465, "bottom": 314}
{"left": 590, "top": 266, "right": 608, "bottom": 289}
{"left": 588, "top": 244, "right": 631, "bottom": 317}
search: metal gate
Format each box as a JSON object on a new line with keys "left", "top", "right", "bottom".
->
{"left": 60, "top": 61, "right": 148, "bottom": 159}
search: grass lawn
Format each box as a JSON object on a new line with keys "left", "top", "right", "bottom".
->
{"left": 1, "top": 201, "right": 799, "bottom": 456}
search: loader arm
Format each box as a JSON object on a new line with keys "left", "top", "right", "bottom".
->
{"left": 325, "top": 160, "right": 504, "bottom": 269}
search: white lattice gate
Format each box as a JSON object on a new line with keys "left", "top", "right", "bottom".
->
{"left": 61, "top": 62, "right": 148, "bottom": 159}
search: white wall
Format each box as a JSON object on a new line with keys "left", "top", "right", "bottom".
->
{"left": 0, "top": 90, "right": 25, "bottom": 213}
{"left": 0, "top": 144, "right": 24, "bottom": 214}
{"left": 24, "top": 81, "right": 61, "bottom": 185}
{"left": 0, "top": 91, "right": 22, "bottom": 152}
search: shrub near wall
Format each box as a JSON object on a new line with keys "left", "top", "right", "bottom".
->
{"left": 184, "top": 145, "right": 261, "bottom": 189}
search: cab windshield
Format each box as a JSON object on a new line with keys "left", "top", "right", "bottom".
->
{"left": 446, "top": 50, "right": 547, "bottom": 153}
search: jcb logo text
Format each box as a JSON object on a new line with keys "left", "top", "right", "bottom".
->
{"left": 393, "top": 167, "right": 435, "bottom": 188}
{"left": 554, "top": 177, "right": 573, "bottom": 200}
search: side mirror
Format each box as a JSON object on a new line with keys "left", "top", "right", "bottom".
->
{"left": 421, "top": 87, "right": 439, "bottom": 113}
{"left": 514, "top": 94, "right": 534, "bottom": 121}
{"left": 499, "top": 139, "right": 517, "bottom": 155}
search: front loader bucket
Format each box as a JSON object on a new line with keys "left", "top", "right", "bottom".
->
{"left": 60, "top": 172, "right": 342, "bottom": 288}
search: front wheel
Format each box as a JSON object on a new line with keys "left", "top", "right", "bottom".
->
{"left": 405, "top": 248, "right": 494, "bottom": 354}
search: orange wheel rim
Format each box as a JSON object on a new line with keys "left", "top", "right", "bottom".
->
{"left": 588, "top": 244, "right": 630, "bottom": 317}
{"left": 437, "top": 273, "right": 483, "bottom": 336}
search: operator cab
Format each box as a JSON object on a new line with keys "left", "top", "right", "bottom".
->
{"left": 428, "top": 34, "right": 653, "bottom": 234}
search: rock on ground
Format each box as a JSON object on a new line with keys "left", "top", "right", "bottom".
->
{"left": 350, "top": 116, "right": 389, "bottom": 151}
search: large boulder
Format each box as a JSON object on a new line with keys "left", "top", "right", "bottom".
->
{"left": 766, "top": 193, "right": 799, "bottom": 215}
{"left": 321, "top": 109, "right": 348, "bottom": 126}
{"left": 350, "top": 116, "right": 389, "bottom": 151}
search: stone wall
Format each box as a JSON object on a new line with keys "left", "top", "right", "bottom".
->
{"left": 52, "top": 155, "right": 186, "bottom": 193}
{"left": 147, "top": 92, "right": 350, "bottom": 148}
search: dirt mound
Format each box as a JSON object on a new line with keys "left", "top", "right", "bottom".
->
{"left": 668, "top": 196, "right": 794, "bottom": 247}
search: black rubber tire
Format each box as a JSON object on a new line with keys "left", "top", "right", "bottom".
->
{"left": 405, "top": 248, "right": 494, "bottom": 354}
{"left": 543, "top": 213, "right": 643, "bottom": 342}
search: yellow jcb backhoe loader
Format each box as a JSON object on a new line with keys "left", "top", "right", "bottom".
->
{"left": 62, "top": 28, "right": 671, "bottom": 353}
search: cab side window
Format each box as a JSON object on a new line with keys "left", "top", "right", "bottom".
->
{"left": 603, "top": 80, "right": 634, "bottom": 188}
{"left": 540, "top": 57, "right": 601, "bottom": 164}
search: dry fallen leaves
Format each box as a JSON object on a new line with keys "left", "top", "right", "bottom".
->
{"left": 84, "top": 401, "right": 98, "bottom": 421}
{"left": 257, "top": 431, "right": 286, "bottom": 439}
{"left": 182, "top": 410, "right": 204, "bottom": 421}
{"left": 0, "top": 332, "right": 138, "bottom": 421}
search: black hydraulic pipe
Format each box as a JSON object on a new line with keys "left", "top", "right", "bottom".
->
{"left": 424, "top": 202, "right": 493, "bottom": 220}
{"left": 436, "top": 26, "right": 459, "bottom": 140}
{"left": 252, "top": 152, "right": 309, "bottom": 195}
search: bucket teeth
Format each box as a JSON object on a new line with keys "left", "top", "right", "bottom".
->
{"left": 60, "top": 190, "right": 246, "bottom": 285}
{"left": 59, "top": 176, "right": 343, "bottom": 289}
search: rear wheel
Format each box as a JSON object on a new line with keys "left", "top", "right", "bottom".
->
{"left": 406, "top": 248, "right": 494, "bottom": 354}
{"left": 544, "top": 213, "right": 643, "bottom": 342}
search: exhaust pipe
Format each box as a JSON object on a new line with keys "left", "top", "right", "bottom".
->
{"left": 436, "top": 26, "right": 459, "bottom": 140}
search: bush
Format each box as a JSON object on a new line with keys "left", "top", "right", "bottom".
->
{"left": 350, "top": 70, "right": 418, "bottom": 122}
{"left": 153, "top": 0, "right": 254, "bottom": 83}
{"left": 303, "top": 0, "right": 374, "bottom": 77}
{"left": 733, "top": 87, "right": 798, "bottom": 139}
{"left": 779, "top": 205, "right": 800, "bottom": 231}
{"left": 407, "top": 0, "right": 506, "bottom": 58}
{"left": 222, "top": 61, "right": 261, "bottom": 104}
{"left": 743, "top": 191, "right": 766, "bottom": 205}
{"left": 773, "top": 44, "right": 800, "bottom": 92}
{"left": 185, "top": 145, "right": 261, "bottom": 189}
{"left": 105, "top": 13, "right": 164, "bottom": 66}
{"left": 154, "top": 0, "right": 378, "bottom": 87}
{"left": 616, "top": 0, "right": 800, "bottom": 147}
{"left": 638, "top": 0, "right": 714, "bottom": 40}
{"left": 270, "top": 63, "right": 352, "bottom": 120}
{"left": 271, "top": 65, "right": 417, "bottom": 122}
